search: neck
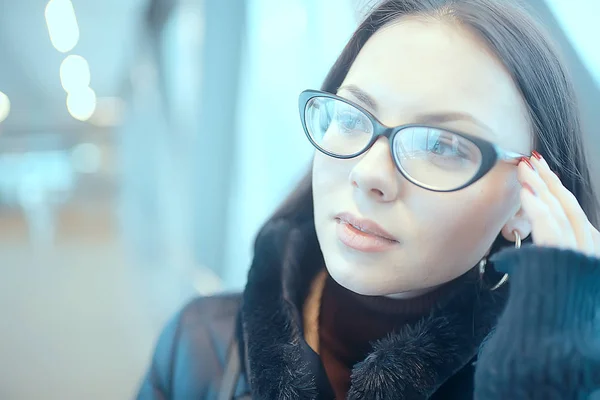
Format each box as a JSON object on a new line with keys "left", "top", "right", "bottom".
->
{"left": 384, "top": 284, "right": 443, "bottom": 300}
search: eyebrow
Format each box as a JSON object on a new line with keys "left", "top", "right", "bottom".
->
{"left": 413, "top": 112, "right": 496, "bottom": 136}
{"left": 337, "top": 84, "right": 496, "bottom": 136}
{"left": 338, "top": 84, "right": 378, "bottom": 111}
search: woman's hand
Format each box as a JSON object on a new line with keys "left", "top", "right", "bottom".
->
{"left": 518, "top": 152, "right": 600, "bottom": 257}
{"left": 518, "top": 151, "right": 600, "bottom": 258}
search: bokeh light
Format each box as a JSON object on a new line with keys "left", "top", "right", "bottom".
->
{"left": 66, "top": 87, "right": 97, "bottom": 121}
{"left": 44, "top": 0, "right": 80, "bottom": 53}
{"left": 60, "top": 55, "right": 91, "bottom": 93}
{"left": 0, "top": 91, "right": 10, "bottom": 123}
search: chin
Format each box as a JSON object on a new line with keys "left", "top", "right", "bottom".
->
{"left": 323, "top": 252, "right": 413, "bottom": 296}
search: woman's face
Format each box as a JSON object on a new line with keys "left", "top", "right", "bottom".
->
{"left": 312, "top": 18, "right": 533, "bottom": 296}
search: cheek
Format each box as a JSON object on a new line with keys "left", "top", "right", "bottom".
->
{"left": 312, "top": 154, "right": 338, "bottom": 220}
{"left": 414, "top": 169, "right": 520, "bottom": 253}
{"left": 312, "top": 153, "right": 353, "bottom": 194}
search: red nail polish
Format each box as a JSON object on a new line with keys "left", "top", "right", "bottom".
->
{"left": 531, "top": 150, "right": 543, "bottom": 160}
{"left": 520, "top": 157, "right": 534, "bottom": 170}
{"left": 521, "top": 182, "right": 536, "bottom": 196}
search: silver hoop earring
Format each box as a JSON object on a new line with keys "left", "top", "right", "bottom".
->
{"left": 479, "top": 230, "right": 521, "bottom": 291}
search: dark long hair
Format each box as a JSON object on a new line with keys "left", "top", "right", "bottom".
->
{"left": 260, "top": 0, "right": 599, "bottom": 257}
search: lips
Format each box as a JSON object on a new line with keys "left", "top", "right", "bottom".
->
{"left": 334, "top": 212, "right": 398, "bottom": 242}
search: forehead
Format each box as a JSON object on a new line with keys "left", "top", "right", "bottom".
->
{"left": 342, "top": 18, "right": 531, "bottom": 152}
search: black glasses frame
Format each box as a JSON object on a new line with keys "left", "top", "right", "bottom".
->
{"left": 299, "top": 89, "right": 526, "bottom": 192}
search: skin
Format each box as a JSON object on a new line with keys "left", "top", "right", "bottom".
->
{"left": 312, "top": 17, "right": 600, "bottom": 297}
{"left": 520, "top": 155, "right": 600, "bottom": 258}
{"left": 312, "top": 18, "right": 533, "bottom": 296}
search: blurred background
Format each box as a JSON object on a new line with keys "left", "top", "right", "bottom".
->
{"left": 0, "top": 0, "right": 598, "bottom": 398}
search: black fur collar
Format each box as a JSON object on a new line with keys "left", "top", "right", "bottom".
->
{"left": 241, "top": 220, "right": 509, "bottom": 399}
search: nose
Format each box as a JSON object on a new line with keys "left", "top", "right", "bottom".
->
{"left": 349, "top": 138, "right": 400, "bottom": 202}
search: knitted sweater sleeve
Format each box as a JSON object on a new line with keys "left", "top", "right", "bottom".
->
{"left": 474, "top": 246, "right": 600, "bottom": 399}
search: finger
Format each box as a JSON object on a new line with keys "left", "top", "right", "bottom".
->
{"left": 518, "top": 160, "right": 574, "bottom": 236}
{"left": 530, "top": 155, "right": 596, "bottom": 255}
{"left": 520, "top": 184, "right": 577, "bottom": 249}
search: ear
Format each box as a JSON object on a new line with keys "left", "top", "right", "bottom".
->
{"left": 501, "top": 206, "right": 532, "bottom": 243}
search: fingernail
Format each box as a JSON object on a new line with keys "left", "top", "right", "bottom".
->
{"left": 520, "top": 157, "right": 534, "bottom": 170}
{"left": 521, "top": 182, "right": 536, "bottom": 196}
{"left": 531, "top": 150, "right": 543, "bottom": 160}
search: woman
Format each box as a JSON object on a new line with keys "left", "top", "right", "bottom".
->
{"left": 138, "top": 0, "right": 600, "bottom": 398}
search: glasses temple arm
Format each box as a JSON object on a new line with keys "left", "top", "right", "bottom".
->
{"left": 496, "top": 147, "right": 528, "bottom": 164}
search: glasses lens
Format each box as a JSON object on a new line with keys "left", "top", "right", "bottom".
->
{"left": 304, "top": 96, "right": 374, "bottom": 156}
{"left": 393, "top": 127, "right": 483, "bottom": 191}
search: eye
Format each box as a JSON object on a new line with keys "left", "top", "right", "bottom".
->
{"left": 428, "top": 133, "right": 471, "bottom": 159}
{"left": 430, "top": 139, "right": 468, "bottom": 158}
{"left": 333, "top": 106, "right": 370, "bottom": 134}
{"left": 417, "top": 130, "right": 480, "bottom": 171}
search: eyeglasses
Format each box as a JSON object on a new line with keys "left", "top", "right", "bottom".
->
{"left": 298, "top": 90, "right": 526, "bottom": 192}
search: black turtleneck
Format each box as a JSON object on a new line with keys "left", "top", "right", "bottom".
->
{"left": 318, "top": 270, "right": 476, "bottom": 399}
